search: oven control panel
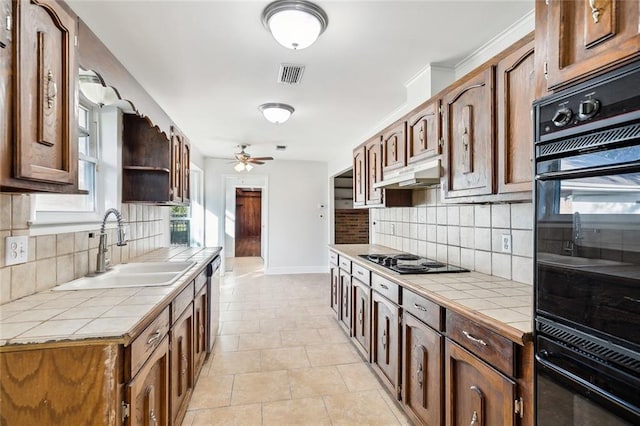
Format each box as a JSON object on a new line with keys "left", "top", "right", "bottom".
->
{"left": 535, "top": 61, "right": 640, "bottom": 140}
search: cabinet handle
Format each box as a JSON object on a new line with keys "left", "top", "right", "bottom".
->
{"left": 469, "top": 410, "right": 478, "bottom": 426}
{"left": 379, "top": 283, "right": 389, "bottom": 290}
{"left": 413, "top": 303, "right": 428, "bottom": 312}
{"left": 462, "top": 330, "right": 487, "bottom": 346}
{"left": 416, "top": 361, "right": 423, "bottom": 389}
{"left": 382, "top": 327, "right": 387, "bottom": 350}
{"left": 589, "top": 0, "right": 602, "bottom": 23}
{"left": 146, "top": 330, "right": 162, "bottom": 346}
{"left": 46, "top": 70, "right": 57, "bottom": 109}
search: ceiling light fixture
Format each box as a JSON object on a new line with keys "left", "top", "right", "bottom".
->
{"left": 78, "top": 72, "right": 118, "bottom": 107}
{"left": 234, "top": 162, "right": 254, "bottom": 172}
{"left": 261, "top": 0, "right": 329, "bottom": 50}
{"left": 259, "top": 103, "right": 295, "bottom": 124}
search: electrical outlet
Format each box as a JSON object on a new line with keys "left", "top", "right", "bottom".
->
{"left": 391, "top": 223, "right": 396, "bottom": 235}
{"left": 5, "top": 236, "right": 28, "bottom": 266}
{"left": 501, "top": 234, "right": 512, "bottom": 254}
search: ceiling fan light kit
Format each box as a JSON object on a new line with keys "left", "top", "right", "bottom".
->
{"left": 259, "top": 102, "right": 295, "bottom": 124}
{"left": 261, "top": 0, "right": 328, "bottom": 50}
{"left": 233, "top": 144, "right": 274, "bottom": 172}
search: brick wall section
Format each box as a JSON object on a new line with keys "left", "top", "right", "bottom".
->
{"left": 335, "top": 209, "right": 369, "bottom": 244}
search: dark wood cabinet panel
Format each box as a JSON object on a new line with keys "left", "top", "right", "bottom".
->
{"left": 371, "top": 290, "right": 401, "bottom": 397}
{"left": 339, "top": 270, "right": 352, "bottom": 336}
{"left": 496, "top": 40, "right": 535, "bottom": 195}
{"left": 365, "top": 136, "right": 383, "bottom": 206}
{"left": 382, "top": 121, "right": 407, "bottom": 174}
{"left": 353, "top": 144, "right": 366, "bottom": 207}
{"left": 407, "top": 99, "right": 442, "bottom": 164}
{"left": 445, "top": 340, "right": 516, "bottom": 426}
{"left": 402, "top": 313, "right": 443, "bottom": 426}
{"left": 127, "top": 337, "right": 170, "bottom": 426}
{"left": 170, "top": 304, "right": 194, "bottom": 426}
{"left": 169, "top": 126, "right": 190, "bottom": 204}
{"left": 2, "top": 0, "right": 79, "bottom": 192}
{"left": 194, "top": 286, "right": 207, "bottom": 380}
{"left": 182, "top": 140, "right": 191, "bottom": 203}
{"left": 351, "top": 277, "right": 371, "bottom": 360}
{"left": 330, "top": 265, "right": 340, "bottom": 316}
{"left": 540, "top": 0, "right": 640, "bottom": 91}
{"left": 442, "top": 67, "right": 495, "bottom": 199}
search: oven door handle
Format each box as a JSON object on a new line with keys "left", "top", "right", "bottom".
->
{"left": 536, "top": 350, "right": 599, "bottom": 392}
{"left": 535, "top": 161, "right": 640, "bottom": 181}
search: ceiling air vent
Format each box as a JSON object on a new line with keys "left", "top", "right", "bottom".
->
{"left": 277, "top": 63, "right": 305, "bottom": 85}
{"left": 276, "top": 145, "right": 287, "bottom": 151}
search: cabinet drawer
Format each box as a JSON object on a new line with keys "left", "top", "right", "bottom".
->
{"left": 352, "top": 263, "right": 370, "bottom": 285}
{"left": 403, "top": 290, "right": 442, "bottom": 331}
{"left": 371, "top": 274, "right": 400, "bottom": 304}
{"left": 128, "top": 306, "right": 170, "bottom": 378}
{"left": 329, "top": 250, "right": 338, "bottom": 265}
{"left": 194, "top": 269, "right": 207, "bottom": 293}
{"left": 446, "top": 310, "right": 515, "bottom": 376}
{"left": 172, "top": 282, "right": 194, "bottom": 323}
{"left": 338, "top": 255, "right": 351, "bottom": 273}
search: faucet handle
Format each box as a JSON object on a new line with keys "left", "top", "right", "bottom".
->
{"left": 117, "top": 226, "right": 128, "bottom": 246}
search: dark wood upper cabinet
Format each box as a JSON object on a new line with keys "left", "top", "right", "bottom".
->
{"left": 365, "top": 136, "right": 383, "bottom": 206}
{"left": 182, "top": 140, "right": 191, "bottom": 203}
{"left": 381, "top": 121, "right": 407, "bottom": 174}
{"left": 442, "top": 67, "right": 495, "bottom": 199}
{"left": 496, "top": 40, "right": 535, "bottom": 195}
{"left": 538, "top": 0, "right": 640, "bottom": 93}
{"left": 407, "top": 98, "right": 442, "bottom": 164}
{"left": 1, "top": 0, "right": 79, "bottom": 192}
{"left": 352, "top": 144, "right": 366, "bottom": 207}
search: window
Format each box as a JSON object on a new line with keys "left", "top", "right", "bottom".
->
{"left": 169, "top": 164, "right": 204, "bottom": 247}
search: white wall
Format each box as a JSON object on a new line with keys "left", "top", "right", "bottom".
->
{"left": 204, "top": 158, "right": 329, "bottom": 274}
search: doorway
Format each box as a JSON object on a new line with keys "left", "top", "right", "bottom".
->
{"left": 235, "top": 188, "right": 262, "bottom": 257}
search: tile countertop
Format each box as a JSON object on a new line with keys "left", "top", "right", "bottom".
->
{"left": 330, "top": 244, "right": 533, "bottom": 345}
{"left": 0, "top": 246, "right": 222, "bottom": 348}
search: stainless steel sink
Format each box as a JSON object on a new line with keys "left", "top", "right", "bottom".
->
{"left": 54, "top": 261, "right": 196, "bottom": 290}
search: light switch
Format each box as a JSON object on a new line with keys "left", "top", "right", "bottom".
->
{"left": 5, "top": 235, "right": 28, "bottom": 266}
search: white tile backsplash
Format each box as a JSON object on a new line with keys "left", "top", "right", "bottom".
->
{"left": 475, "top": 205, "right": 491, "bottom": 227}
{"left": 491, "top": 204, "right": 511, "bottom": 229}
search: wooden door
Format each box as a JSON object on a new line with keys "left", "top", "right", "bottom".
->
{"left": 170, "top": 304, "right": 194, "bottom": 426}
{"left": 542, "top": 0, "right": 640, "bottom": 90}
{"left": 339, "top": 270, "right": 352, "bottom": 336}
{"left": 351, "top": 277, "right": 371, "bottom": 360}
{"left": 407, "top": 99, "right": 442, "bottom": 164}
{"left": 330, "top": 265, "right": 340, "bottom": 316}
{"left": 371, "top": 291, "right": 400, "bottom": 397}
{"left": 402, "top": 313, "right": 443, "bottom": 426}
{"left": 235, "top": 188, "right": 261, "bottom": 257}
{"left": 497, "top": 40, "right": 535, "bottom": 195}
{"left": 193, "top": 286, "right": 207, "bottom": 380}
{"left": 445, "top": 340, "right": 516, "bottom": 426}
{"left": 182, "top": 140, "right": 191, "bottom": 203}
{"left": 353, "top": 144, "right": 366, "bottom": 207}
{"left": 382, "top": 121, "right": 407, "bottom": 174}
{"left": 127, "top": 337, "right": 170, "bottom": 426}
{"left": 442, "top": 67, "right": 495, "bottom": 199}
{"left": 365, "top": 137, "right": 383, "bottom": 206}
{"left": 14, "top": 0, "right": 78, "bottom": 186}
{"left": 170, "top": 128, "right": 182, "bottom": 203}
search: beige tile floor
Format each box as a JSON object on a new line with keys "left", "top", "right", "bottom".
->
{"left": 184, "top": 257, "right": 411, "bottom": 426}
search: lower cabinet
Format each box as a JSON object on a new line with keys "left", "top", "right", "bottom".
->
{"left": 445, "top": 339, "right": 517, "bottom": 426}
{"left": 371, "top": 290, "right": 401, "bottom": 397}
{"left": 170, "top": 302, "right": 194, "bottom": 426}
{"left": 127, "top": 337, "right": 170, "bottom": 426}
{"left": 339, "top": 270, "right": 352, "bottom": 335}
{"left": 402, "top": 312, "right": 443, "bottom": 426}
{"left": 330, "top": 264, "right": 340, "bottom": 316}
{"left": 194, "top": 285, "right": 208, "bottom": 379}
{"left": 351, "top": 277, "right": 371, "bottom": 360}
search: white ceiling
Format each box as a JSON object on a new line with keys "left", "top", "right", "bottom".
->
{"left": 67, "top": 1, "right": 534, "bottom": 163}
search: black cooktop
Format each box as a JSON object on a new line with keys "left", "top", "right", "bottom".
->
{"left": 358, "top": 253, "right": 469, "bottom": 274}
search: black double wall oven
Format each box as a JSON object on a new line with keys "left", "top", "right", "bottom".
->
{"left": 534, "top": 61, "right": 640, "bottom": 425}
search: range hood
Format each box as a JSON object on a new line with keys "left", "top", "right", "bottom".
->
{"left": 373, "top": 158, "right": 441, "bottom": 189}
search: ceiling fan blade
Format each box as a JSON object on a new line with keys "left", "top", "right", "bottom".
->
{"left": 249, "top": 157, "right": 274, "bottom": 161}
{"left": 249, "top": 160, "right": 265, "bottom": 165}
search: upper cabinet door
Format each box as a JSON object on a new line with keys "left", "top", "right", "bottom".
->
{"left": 352, "top": 144, "right": 366, "bottom": 207}
{"left": 542, "top": 0, "right": 640, "bottom": 90}
{"left": 442, "top": 67, "right": 495, "bottom": 199}
{"left": 15, "top": 0, "right": 77, "bottom": 185}
{"left": 365, "top": 136, "right": 383, "bottom": 206}
{"left": 407, "top": 99, "right": 441, "bottom": 164}
{"left": 182, "top": 140, "right": 190, "bottom": 204}
{"left": 381, "top": 121, "right": 406, "bottom": 174}
{"left": 496, "top": 41, "right": 535, "bottom": 195}
{"left": 170, "top": 127, "right": 183, "bottom": 203}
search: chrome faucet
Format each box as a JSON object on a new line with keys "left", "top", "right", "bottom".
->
{"left": 96, "top": 208, "right": 127, "bottom": 273}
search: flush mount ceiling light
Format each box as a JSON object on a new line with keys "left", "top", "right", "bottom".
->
{"left": 261, "top": 0, "right": 329, "bottom": 50}
{"left": 259, "top": 103, "right": 295, "bottom": 124}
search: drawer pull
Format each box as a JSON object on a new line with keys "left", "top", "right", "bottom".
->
{"left": 146, "top": 330, "right": 162, "bottom": 346}
{"left": 413, "top": 303, "right": 428, "bottom": 312}
{"left": 379, "top": 283, "right": 389, "bottom": 290}
{"left": 357, "top": 270, "right": 364, "bottom": 276}
{"left": 463, "top": 330, "right": 487, "bottom": 346}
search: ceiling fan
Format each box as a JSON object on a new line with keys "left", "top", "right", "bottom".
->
{"left": 233, "top": 144, "right": 273, "bottom": 171}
